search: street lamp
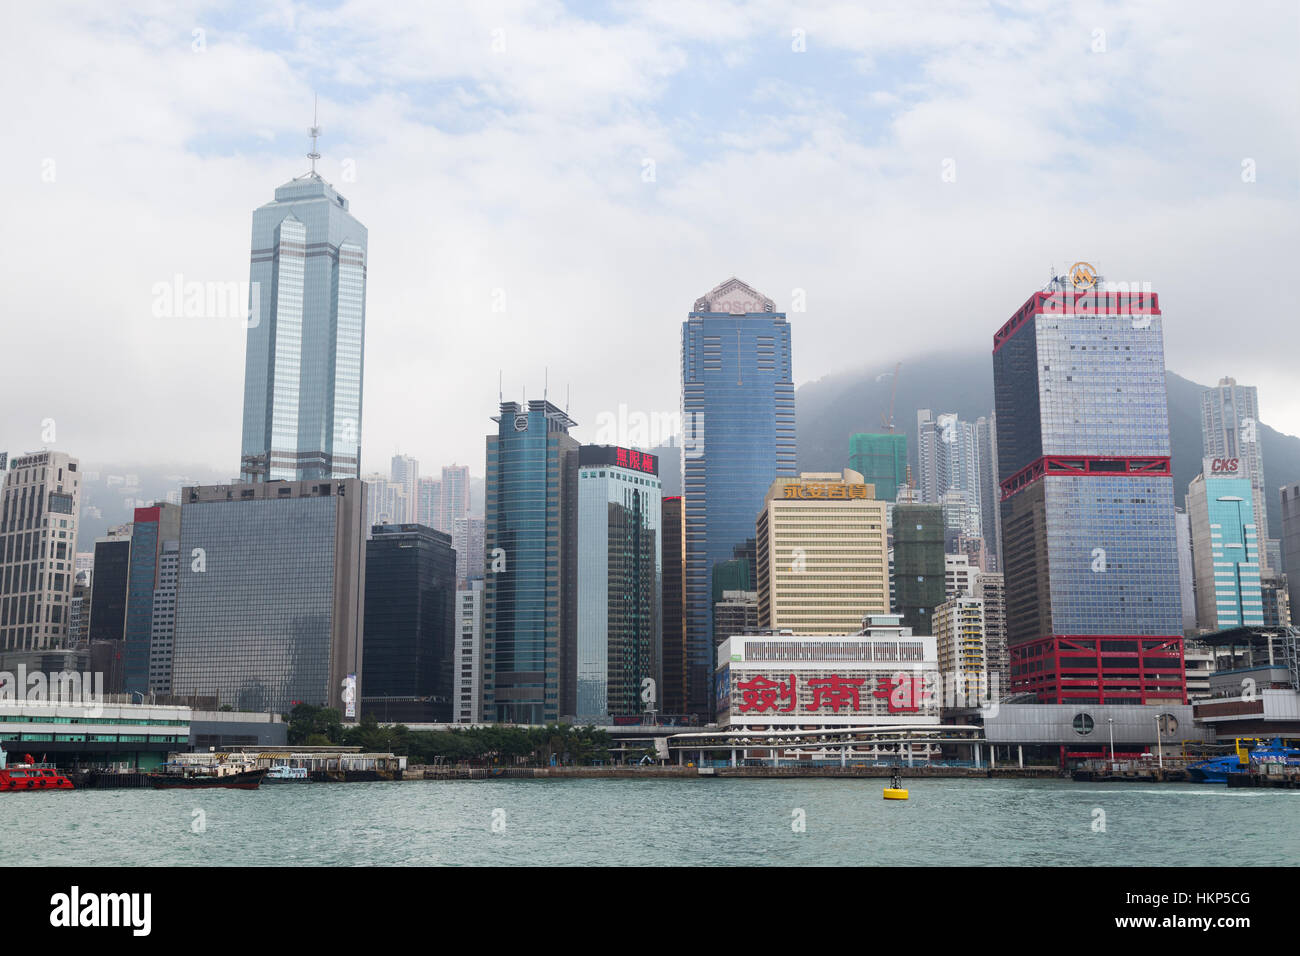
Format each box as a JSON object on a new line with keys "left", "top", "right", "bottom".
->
{"left": 1153, "top": 714, "right": 1164, "bottom": 770}
{"left": 1107, "top": 717, "right": 1115, "bottom": 768}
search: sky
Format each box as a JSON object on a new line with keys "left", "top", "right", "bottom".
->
{"left": 3, "top": 0, "right": 1298, "bottom": 478}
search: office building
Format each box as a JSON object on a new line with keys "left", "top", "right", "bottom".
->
{"left": 575, "top": 445, "right": 662, "bottom": 722}
{"left": 123, "top": 503, "right": 181, "bottom": 696}
{"left": 0, "top": 451, "right": 81, "bottom": 651}
{"left": 454, "top": 580, "right": 484, "bottom": 723}
{"left": 147, "top": 542, "right": 180, "bottom": 695}
{"left": 891, "top": 503, "right": 945, "bottom": 636}
{"left": 483, "top": 399, "right": 579, "bottom": 723}
{"left": 416, "top": 476, "right": 441, "bottom": 529}
{"left": 1283, "top": 483, "right": 1300, "bottom": 618}
{"left": 755, "top": 470, "right": 889, "bottom": 635}
{"left": 1201, "top": 377, "right": 1273, "bottom": 570}
{"left": 713, "top": 590, "right": 758, "bottom": 657}
{"left": 363, "top": 473, "right": 408, "bottom": 531}
{"left": 993, "top": 269, "right": 1183, "bottom": 703}
{"left": 362, "top": 523, "right": 456, "bottom": 722}
{"left": 172, "top": 479, "right": 367, "bottom": 716}
{"left": 975, "top": 414, "right": 1002, "bottom": 570}
{"left": 681, "top": 277, "right": 796, "bottom": 719}
{"left": 88, "top": 528, "right": 132, "bottom": 644}
{"left": 238, "top": 136, "right": 368, "bottom": 483}
{"left": 847, "top": 433, "right": 907, "bottom": 502}
{"left": 661, "top": 496, "right": 686, "bottom": 716}
{"left": 1260, "top": 573, "right": 1290, "bottom": 628}
{"left": 1187, "top": 458, "right": 1263, "bottom": 632}
{"left": 1175, "top": 509, "right": 1198, "bottom": 635}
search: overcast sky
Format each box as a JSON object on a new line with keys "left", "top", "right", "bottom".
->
{"left": 3, "top": 0, "right": 1298, "bottom": 478}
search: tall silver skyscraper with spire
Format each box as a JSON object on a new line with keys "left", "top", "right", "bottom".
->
{"left": 239, "top": 113, "right": 368, "bottom": 482}
{"left": 1201, "top": 376, "right": 1274, "bottom": 571}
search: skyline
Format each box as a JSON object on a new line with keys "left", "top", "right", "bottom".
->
{"left": 3, "top": 1, "right": 1299, "bottom": 477}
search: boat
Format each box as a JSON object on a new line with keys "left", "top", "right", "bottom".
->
{"left": 146, "top": 754, "right": 268, "bottom": 790}
{"left": 0, "top": 745, "right": 74, "bottom": 793}
{"left": 883, "top": 769, "right": 909, "bottom": 800}
{"left": 1187, "top": 737, "right": 1300, "bottom": 783}
{"left": 264, "top": 765, "right": 310, "bottom": 783}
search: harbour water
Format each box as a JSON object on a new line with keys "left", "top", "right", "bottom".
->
{"left": 6, "top": 778, "right": 1297, "bottom": 866}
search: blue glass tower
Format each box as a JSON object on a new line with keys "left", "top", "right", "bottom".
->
{"left": 993, "top": 270, "right": 1184, "bottom": 704}
{"left": 681, "top": 278, "right": 796, "bottom": 718}
{"left": 483, "top": 400, "right": 580, "bottom": 724}
{"left": 1188, "top": 463, "right": 1264, "bottom": 630}
{"left": 239, "top": 131, "right": 367, "bottom": 482}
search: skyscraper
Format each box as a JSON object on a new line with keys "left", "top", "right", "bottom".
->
{"left": 172, "top": 479, "right": 367, "bottom": 715}
{"left": 661, "top": 496, "right": 686, "bottom": 716}
{"left": 993, "top": 269, "right": 1183, "bottom": 704}
{"left": 0, "top": 451, "right": 81, "bottom": 651}
{"left": 1201, "top": 377, "right": 1272, "bottom": 570}
{"left": 916, "top": 409, "right": 987, "bottom": 554}
{"left": 390, "top": 455, "right": 420, "bottom": 524}
{"left": 452, "top": 515, "right": 485, "bottom": 587}
{"left": 575, "top": 445, "right": 662, "bottom": 722}
{"left": 483, "top": 399, "right": 579, "bottom": 723}
{"left": 1187, "top": 458, "right": 1263, "bottom": 632}
{"left": 439, "top": 465, "right": 471, "bottom": 533}
{"left": 1284, "top": 483, "right": 1300, "bottom": 616}
{"left": 239, "top": 128, "right": 368, "bottom": 483}
{"left": 681, "top": 277, "right": 795, "bottom": 719}
{"left": 891, "top": 503, "right": 945, "bottom": 636}
{"left": 123, "top": 503, "right": 181, "bottom": 696}
{"left": 362, "top": 523, "right": 456, "bottom": 722}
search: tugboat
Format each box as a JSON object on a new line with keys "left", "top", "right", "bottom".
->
{"left": 264, "top": 765, "right": 310, "bottom": 783}
{"left": 1187, "top": 737, "right": 1300, "bottom": 783}
{"left": 0, "top": 744, "right": 75, "bottom": 792}
{"left": 147, "top": 754, "right": 268, "bottom": 790}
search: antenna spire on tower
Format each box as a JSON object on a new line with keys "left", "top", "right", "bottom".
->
{"left": 307, "top": 94, "right": 322, "bottom": 176}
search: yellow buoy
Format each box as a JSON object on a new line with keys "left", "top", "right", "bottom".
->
{"left": 883, "top": 787, "right": 909, "bottom": 800}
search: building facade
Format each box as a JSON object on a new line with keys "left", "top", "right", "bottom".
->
{"left": 238, "top": 161, "right": 368, "bottom": 483}
{"left": 452, "top": 515, "right": 485, "bottom": 587}
{"left": 123, "top": 503, "right": 181, "bottom": 696}
{"left": 390, "top": 455, "right": 420, "bottom": 524}
{"left": 755, "top": 471, "right": 889, "bottom": 635}
{"left": 483, "top": 399, "right": 579, "bottom": 724}
{"left": 439, "top": 465, "right": 471, "bottom": 534}
{"left": 454, "top": 581, "right": 484, "bottom": 723}
{"left": 88, "top": 530, "right": 131, "bottom": 646}
{"left": 0, "top": 451, "right": 81, "bottom": 651}
{"left": 1187, "top": 459, "right": 1263, "bottom": 633}
{"left": 993, "top": 270, "right": 1184, "bottom": 704}
{"left": 1283, "top": 483, "right": 1300, "bottom": 620}
{"left": 172, "top": 479, "right": 367, "bottom": 716}
{"left": 891, "top": 503, "right": 945, "bottom": 636}
{"left": 362, "top": 523, "right": 456, "bottom": 722}
{"left": 977, "top": 571, "right": 1008, "bottom": 698}
{"left": 1201, "top": 377, "right": 1272, "bottom": 570}
{"left": 681, "top": 277, "right": 796, "bottom": 720}
{"left": 847, "top": 433, "right": 907, "bottom": 502}
{"left": 934, "top": 596, "right": 988, "bottom": 703}
{"left": 575, "top": 445, "right": 662, "bottom": 722}
{"left": 661, "top": 496, "right": 686, "bottom": 716}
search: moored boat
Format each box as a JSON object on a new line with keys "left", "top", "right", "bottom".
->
{"left": 0, "top": 745, "right": 74, "bottom": 792}
{"left": 146, "top": 754, "right": 268, "bottom": 790}
{"left": 264, "top": 765, "right": 310, "bottom": 783}
{"left": 1187, "top": 737, "right": 1300, "bottom": 783}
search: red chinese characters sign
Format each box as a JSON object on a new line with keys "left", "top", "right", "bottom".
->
{"left": 614, "top": 447, "right": 657, "bottom": 475}
{"left": 734, "top": 672, "right": 923, "bottom": 714}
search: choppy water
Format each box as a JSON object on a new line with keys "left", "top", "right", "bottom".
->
{"left": 5, "top": 778, "right": 1296, "bottom": 866}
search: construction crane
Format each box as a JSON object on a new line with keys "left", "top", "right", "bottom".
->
{"left": 880, "top": 361, "right": 901, "bottom": 433}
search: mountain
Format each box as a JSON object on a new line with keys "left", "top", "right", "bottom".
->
{"left": 794, "top": 350, "right": 1300, "bottom": 536}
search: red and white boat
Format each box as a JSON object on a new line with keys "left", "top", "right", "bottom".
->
{"left": 0, "top": 744, "right": 74, "bottom": 792}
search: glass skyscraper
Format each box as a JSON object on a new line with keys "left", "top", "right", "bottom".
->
{"left": 122, "top": 503, "right": 180, "bottom": 696}
{"left": 239, "top": 155, "right": 368, "bottom": 482}
{"left": 1201, "top": 377, "right": 1273, "bottom": 571}
{"left": 681, "top": 278, "right": 795, "bottom": 719}
{"left": 993, "top": 272, "right": 1184, "bottom": 704}
{"left": 172, "top": 479, "right": 367, "bottom": 715}
{"left": 575, "top": 445, "right": 662, "bottom": 722}
{"left": 1187, "top": 461, "right": 1264, "bottom": 631}
{"left": 483, "top": 399, "right": 579, "bottom": 724}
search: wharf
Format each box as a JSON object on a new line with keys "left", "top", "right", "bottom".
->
{"left": 1225, "top": 771, "right": 1300, "bottom": 789}
{"left": 407, "top": 765, "right": 1065, "bottom": 781}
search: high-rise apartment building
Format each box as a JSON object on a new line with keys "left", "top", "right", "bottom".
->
{"left": 891, "top": 503, "right": 945, "bottom": 636}
{"left": 975, "top": 414, "right": 1001, "bottom": 570}
{"left": 362, "top": 523, "right": 456, "bottom": 722}
{"left": 755, "top": 470, "right": 889, "bottom": 635}
{"left": 917, "top": 409, "right": 992, "bottom": 558}
{"left": 483, "top": 399, "right": 579, "bottom": 723}
{"left": 944, "top": 553, "right": 977, "bottom": 599}
{"left": 681, "top": 277, "right": 796, "bottom": 718}
{"left": 847, "top": 433, "right": 907, "bottom": 502}
{"left": 390, "top": 455, "right": 420, "bottom": 524}
{"left": 147, "top": 542, "right": 180, "bottom": 695}
{"left": 976, "top": 571, "right": 1008, "bottom": 698}
{"left": 123, "top": 503, "right": 181, "bottom": 696}
{"left": 993, "top": 269, "right": 1184, "bottom": 703}
{"left": 455, "top": 580, "right": 485, "bottom": 723}
{"left": 0, "top": 451, "right": 81, "bottom": 651}
{"left": 1187, "top": 458, "right": 1263, "bottom": 632}
{"left": 172, "top": 479, "right": 367, "bottom": 715}
{"left": 661, "top": 496, "right": 686, "bottom": 716}
{"left": 362, "top": 473, "right": 407, "bottom": 531}
{"left": 934, "top": 596, "right": 987, "bottom": 702}
{"left": 575, "top": 445, "right": 662, "bottom": 722}
{"left": 439, "top": 465, "right": 471, "bottom": 533}
{"left": 239, "top": 138, "right": 368, "bottom": 483}
{"left": 1201, "top": 377, "right": 1273, "bottom": 570}
{"left": 416, "top": 477, "right": 441, "bottom": 529}
{"left": 1282, "top": 483, "right": 1300, "bottom": 616}
{"left": 452, "top": 516, "right": 485, "bottom": 587}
